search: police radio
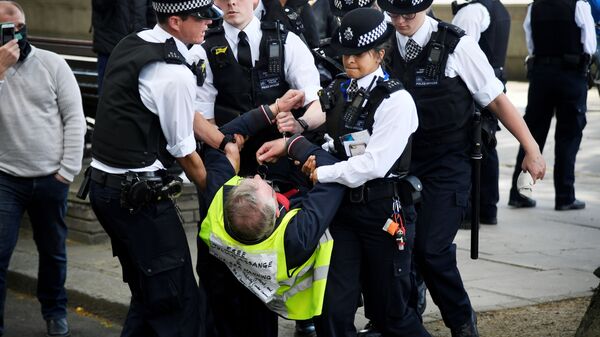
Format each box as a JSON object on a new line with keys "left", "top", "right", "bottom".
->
{"left": 343, "top": 88, "right": 368, "bottom": 127}
{"left": 424, "top": 42, "right": 444, "bottom": 78}
{"left": 267, "top": 39, "right": 281, "bottom": 73}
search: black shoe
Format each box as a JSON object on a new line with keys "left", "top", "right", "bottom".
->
{"left": 357, "top": 321, "right": 382, "bottom": 337}
{"left": 46, "top": 318, "right": 70, "bottom": 337}
{"left": 508, "top": 191, "right": 536, "bottom": 208}
{"left": 294, "top": 320, "right": 316, "bottom": 337}
{"left": 450, "top": 311, "right": 479, "bottom": 337}
{"left": 555, "top": 199, "right": 586, "bottom": 211}
{"left": 480, "top": 216, "right": 497, "bottom": 225}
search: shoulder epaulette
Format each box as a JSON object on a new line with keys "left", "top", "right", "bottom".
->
{"left": 163, "top": 37, "right": 186, "bottom": 65}
{"left": 437, "top": 22, "right": 466, "bottom": 53}
{"left": 376, "top": 78, "right": 404, "bottom": 94}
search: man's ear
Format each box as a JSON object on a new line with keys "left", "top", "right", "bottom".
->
{"left": 167, "top": 15, "right": 183, "bottom": 33}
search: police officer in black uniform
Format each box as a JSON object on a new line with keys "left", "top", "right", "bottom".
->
{"left": 379, "top": 0, "right": 546, "bottom": 335}
{"left": 452, "top": 0, "right": 510, "bottom": 225}
{"left": 86, "top": 1, "right": 222, "bottom": 336}
{"left": 261, "top": 8, "right": 430, "bottom": 337}
{"left": 255, "top": 0, "right": 320, "bottom": 48}
{"left": 509, "top": 0, "right": 595, "bottom": 211}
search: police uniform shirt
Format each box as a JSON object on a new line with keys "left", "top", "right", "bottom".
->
{"left": 92, "top": 25, "right": 198, "bottom": 174}
{"left": 190, "top": 16, "right": 321, "bottom": 120}
{"left": 452, "top": 2, "right": 491, "bottom": 41}
{"left": 395, "top": 15, "right": 504, "bottom": 109}
{"left": 523, "top": 0, "right": 597, "bottom": 56}
{"left": 316, "top": 67, "right": 419, "bottom": 188}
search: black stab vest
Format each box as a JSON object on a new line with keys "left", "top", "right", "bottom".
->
{"left": 203, "top": 22, "right": 291, "bottom": 176}
{"left": 531, "top": 0, "right": 583, "bottom": 57}
{"left": 92, "top": 34, "right": 186, "bottom": 168}
{"left": 386, "top": 22, "right": 474, "bottom": 146}
{"left": 323, "top": 75, "right": 412, "bottom": 178}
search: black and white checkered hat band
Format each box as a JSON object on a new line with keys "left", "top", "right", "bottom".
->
{"left": 357, "top": 19, "right": 386, "bottom": 47}
{"left": 334, "top": 0, "right": 372, "bottom": 10}
{"left": 412, "top": 0, "right": 424, "bottom": 5}
{"left": 152, "top": 0, "right": 211, "bottom": 13}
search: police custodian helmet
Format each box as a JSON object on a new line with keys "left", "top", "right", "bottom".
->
{"left": 152, "top": 0, "right": 223, "bottom": 20}
{"left": 330, "top": 8, "right": 395, "bottom": 55}
{"left": 378, "top": 0, "right": 433, "bottom": 14}
{"left": 331, "top": 0, "right": 376, "bottom": 17}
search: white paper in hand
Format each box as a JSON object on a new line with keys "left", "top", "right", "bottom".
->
{"left": 516, "top": 171, "right": 534, "bottom": 198}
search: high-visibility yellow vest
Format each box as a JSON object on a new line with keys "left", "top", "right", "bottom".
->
{"left": 199, "top": 176, "right": 333, "bottom": 319}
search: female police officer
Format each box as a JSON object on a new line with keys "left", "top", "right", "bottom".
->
{"left": 258, "top": 8, "right": 430, "bottom": 336}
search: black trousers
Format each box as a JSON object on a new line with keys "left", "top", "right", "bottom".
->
{"left": 511, "top": 64, "right": 588, "bottom": 206}
{"left": 89, "top": 181, "right": 203, "bottom": 337}
{"left": 314, "top": 196, "right": 430, "bottom": 337}
{"left": 411, "top": 140, "right": 473, "bottom": 330}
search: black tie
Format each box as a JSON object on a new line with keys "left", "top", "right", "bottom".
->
{"left": 237, "top": 31, "right": 252, "bottom": 68}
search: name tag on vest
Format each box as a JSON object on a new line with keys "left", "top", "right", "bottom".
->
{"left": 414, "top": 68, "right": 438, "bottom": 87}
{"left": 258, "top": 71, "right": 282, "bottom": 90}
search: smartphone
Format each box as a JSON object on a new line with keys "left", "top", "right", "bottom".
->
{"left": 1, "top": 22, "right": 15, "bottom": 46}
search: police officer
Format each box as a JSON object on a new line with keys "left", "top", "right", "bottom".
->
{"left": 197, "top": 99, "right": 347, "bottom": 337}
{"left": 191, "top": 0, "right": 323, "bottom": 187}
{"left": 452, "top": 0, "right": 510, "bottom": 225}
{"left": 508, "top": 0, "right": 595, "bottom": 211}
{"left": 378, "top": 0, "right": 546, "bottom": 335}
{"left": 261, "top": 8, "right": 430, "bottom": 336}
{"left": 87, "top": 1, "right": 222, "bottom": 335}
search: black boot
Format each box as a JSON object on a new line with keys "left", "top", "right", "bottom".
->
{"left": 357, "top": 321, "right": 382, "bottom": 337}
{"left": 450, "top": 311, "right": 479, "bottom": 337}
{"left": 295, "top": 319, "right": 316, "bottom": 337}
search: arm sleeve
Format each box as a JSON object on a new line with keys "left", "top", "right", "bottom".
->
{"left": 576, "top": 0, "right": 598, "bottom": 55}
{"left": 523, "top": 5, "right": 534, "bottom": 56}
{"left": 451, "top": 3, "right": 490, "bottom": 42}
{"left": 282, "top": 136, "right": 346, "bottom": 268}
{"left": 316, "top": 91, "right": 419, "bottom": 188}
{"left": 55, "top": 57, "right": 86, "bottom": 182}
{"left": 192, "top": 45, "right": 218, "bottom": 119}
{"left": 283, "top": 32, "right": 322, "bottom": 105}
{"left": 218, "top": 105, "right": 275, "bottom": 136}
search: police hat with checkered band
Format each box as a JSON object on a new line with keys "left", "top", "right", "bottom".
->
{"left": 152, "top": 0, "right": 222, "bottom": 20}
{"left": 331, "top": 0, "right": 375, "bottom": 17}
{"left": 378, "top": 0, "right": 433, "bottom": 15}
{"left": 330, "top": 8, "right": 394, "bottom": 56}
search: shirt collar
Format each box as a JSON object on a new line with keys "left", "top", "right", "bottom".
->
{"left": 354, "top": 66, "right": 385, "bottom": 91}
{"left": 224, "top": 16, "right": 261, "bottom": 45}
{"left": 395, "top": 16, "right": 436, "bottom": 54}
{"left": 148, "top": 24, "right": 193, "bottom": 62}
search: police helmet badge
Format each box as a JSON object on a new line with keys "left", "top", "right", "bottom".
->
{"left": 344, "top": 27, "right": 354, "bottom": 42}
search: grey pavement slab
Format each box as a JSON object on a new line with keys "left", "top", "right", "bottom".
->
{"left": 6, "top": 82, "right": 600, "bottom": 336}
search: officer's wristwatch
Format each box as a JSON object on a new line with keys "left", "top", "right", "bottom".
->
{"left": 219, "top": 134, "right": 236, "bottom": 152}
{"left": 297, "top": 118, "right": 309, "bottom": 132}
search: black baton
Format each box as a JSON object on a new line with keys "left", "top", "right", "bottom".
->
{"left": 470, "top": 111, "right": 482, "bottom": 260}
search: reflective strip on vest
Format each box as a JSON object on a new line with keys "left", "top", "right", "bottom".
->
{"left": 199, "top": 176, "right": 334, "bottom": 320}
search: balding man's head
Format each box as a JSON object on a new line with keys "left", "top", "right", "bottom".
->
{"left": 0, "top": 1, "right": 25, "bottom": 28}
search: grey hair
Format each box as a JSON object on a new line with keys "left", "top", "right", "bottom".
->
{"left": 224, "top": 180, "right": 277, "bottom": 242}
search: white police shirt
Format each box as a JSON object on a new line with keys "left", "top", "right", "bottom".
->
{"left": 394, "top": 15, "right": 504, "bottom": 108}
{"left": 189, "top": 16, "right": 321, "bottom": 120}
{"left": 523, "top": 0, "right": 597, "bottom": 56}
{"left": 91, "top": 24, "right": 198, "bottom": 174}
{"left": 316, "top": 67, "right": 419, "bottom": 188}
{"left": 452, "top": 2, "right": 491, "bottom": 42}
